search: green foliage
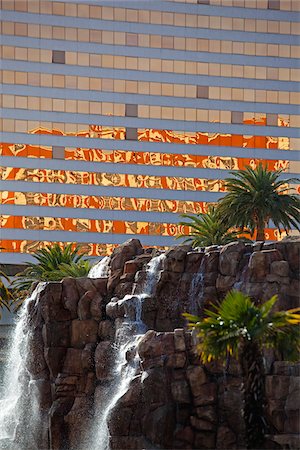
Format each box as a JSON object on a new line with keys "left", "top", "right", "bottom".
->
{"left": 13, "top": 243, "right": 91, "bottom": 292}
{"left": 176, "top": 205, "right": 251, "bottom": 247}
{"left": 0, "top": 269, "right": 14, "bottom": 319}
{"left": 184, "top": 290, "right": 300, "bottom": 363}
{"left": 185, "top": 291, "right": 300, "bottom": 448}
{"left": 217, "top": 163, "right": 300, "bottom": 240}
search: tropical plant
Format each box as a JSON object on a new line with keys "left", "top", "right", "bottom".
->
{"left": 176, "top": 205, "right": 250, "bottom": 247}
{"left": 0, "top": 269, "right": 14, "bottom": 319}
{"left": 13, "top": 243, "right": 91, "bottom": 293}
{"left": 184, "top": 290, "right": 300, "bottom": 449}
{"left": 217, "top": 163, "right": 300, "bottom": 241}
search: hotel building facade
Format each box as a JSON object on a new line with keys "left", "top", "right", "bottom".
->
{"left": 0, "top": 0, "right": 299, "bottom": 265}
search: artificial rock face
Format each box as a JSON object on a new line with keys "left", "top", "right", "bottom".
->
{"left": 16, "top": 238, "right": 300, "bottom": 450}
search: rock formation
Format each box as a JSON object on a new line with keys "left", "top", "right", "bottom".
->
{"left": 1, "top": 238, "right": 299, "bottom": 450}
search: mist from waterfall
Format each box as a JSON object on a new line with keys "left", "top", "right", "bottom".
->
{"left": 88, "top": 256, "right": 111, "bottom": 278}
{"left": 90, "top": 253, "right": 165, "bottom": 450}
{"left": 0, "top": 283, "right": 45, "bottom": 450}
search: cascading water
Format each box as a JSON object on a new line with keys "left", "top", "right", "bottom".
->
{"left": 188, "top": 256, "right": 205, "bottom": 315}
{"left": 91, "top": 253, "right": 165, "bottom": 450}
{"left": 0, "top": 283, "right": 46, "bottom": 450}
{"left": 89, "top": 256, "right": 111, "bottom": 278}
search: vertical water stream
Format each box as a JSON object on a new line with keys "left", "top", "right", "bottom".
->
{"left": 91, "top": 254, "right": 165, "bottom": 450}
{"left": 0, "top": 283, "right": 45, "bottom": 450}
{"left": 187, "top": 256, "right": 205, "bottom": 315}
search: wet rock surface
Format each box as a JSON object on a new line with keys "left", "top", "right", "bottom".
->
{"left": 16, "top": 238, "right": 300, "bottom": 449}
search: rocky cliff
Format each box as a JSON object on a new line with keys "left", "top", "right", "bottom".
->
{"left": 6, "top": 238, "right": 300, "bottom": 450}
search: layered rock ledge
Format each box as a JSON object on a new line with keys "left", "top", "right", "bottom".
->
{"left": 16, "top": 238, "right": 300, "bottom": 449}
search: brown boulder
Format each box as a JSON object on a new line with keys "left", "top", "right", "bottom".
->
{"left": 98, "top": 320, "right": 115, "bottom": 340}
{"left": 216, "top": 275, "right": 236, "bottom": 293}
{"left": 39, "top": 283, "right": 70, "bottom": 323}
{"left": 138, "top": 330, "right": 175, "bottom": 360}
{"left": 90, "top": 277, "right": 108, "bottom": 296}
{"left": 190, "top": 415, "right": 215, "bottom": 431}
{"left": 174, "top": 329, "right": 186, "bottom": 352}
{"left": 171, "top": 380, "right": 191, "bottom": 403}
{"left": 110, "top": 238, "right": 143, "bottom": 272}
{"left": 193, "top": 383, "right": 217, "bottom": 406}
{"left": 249, "top": 251, "right": 267, "bottom": 281}
{"left": 203, "top": 251, "right": 219, "bottom": 273}
{"left": 42, "top": 321, "right": 70, "bottom": 348}
{"left": 186, "top": 366, "right": 209, "bottom": 396}
{"left": 64, "top": 396, "right": 94, "bottom": 450}
{"left": 185, "top": 252, "right": 205, "bottom": 273}
{"left": 49, "top": 398, "right": 74, "bottom": 450}
{"left": 75, "top": 278, "right": 97, "bottom": 298}
{"left": 276, "top": 240, "right": 300, "bottom": 273}
{"left": 270, "top": 260, "right": 289, "bottom": 277}
{"left": 107, "top": 269, "right": 123, "bottom": 294}
{"left": 142, "top": 403, "right": 176, "bottom": 448}
{"left": 194, "top": 431, "right": 216, "bottom": 449}
{"left": 77, "top": 291, "right": 93, "bottom": 320}
{"left": 62, "top": 278, "right": 80, "bottom": 319}
{"left": 95, "top": 341, "right": 113, "bottom": 380}
{"left": 63, "top": 348, "right": 84, "bottom": 374}
{"left": 90, "top": 293, "right": 104, "bottom": 320}
{"left": 164, "top": 245, "right": 191, "bottom": 273}
{"left": 216, "top": 425, "right": 237, "bottom": 449}
{"left": 70, "top": 319, "right": 98, "bottom": 348}
{"left": 27, "top": 328, "right": 48, "bottom": 376}
{"left": 219, "top": 241, "right": 246, "bottom": 276}
{"left": 44, "top": 347, "right": 67, "bottom": 378}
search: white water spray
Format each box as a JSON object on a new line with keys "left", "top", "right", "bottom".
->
{"left": 88, "top": 256, "right": 111, "bottom": 278}
{"left": 0, "top": 283, "right": 46, "bottom": 449}
{"left": 91, "top": 253, "right": 165, "bottom": 450}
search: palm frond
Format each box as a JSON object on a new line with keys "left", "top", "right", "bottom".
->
{"left": 13, "top": 243, "right": 90, "bottom": 294}
{"left": 218, "top": 163, "right": 300, "bottom": 239}
{"left": 185, "top": 290, "right": 300, "bottom": 364}
{"left": 177, "top": 205, "right": 251, "bottom": 247}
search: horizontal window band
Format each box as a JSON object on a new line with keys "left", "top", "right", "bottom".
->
{"left": 2, "top": 132, "right": 299, "bottom": 161}
{"left": 2, "top": 10, "right": 298, "bottom": 45}
{"left": 3, "top": 60, "right": 298, "bottom": 90}
{"left": 0, "top": 222, "right": 288, "bottom": 259}
{"left": 3, "top": 1, "right": 298, "bottom": 22}
{"left": 1, "top": 142, "right": 293, "bottom": 174}
{"left": 2, "top": 83, "right": 299, "bottom": 115}
{"left": 0, "top": 180, "right": 224, "bottom": 202}
{"left": 1, "top": 166, "right": 298, "bottom": 194}
{"left": 2, "top": 20, "right": 297, "bottom": 52}
{"left": 0, "top": 214, "right": 193, "bottom": 237}
{"left": 0, "top": 229, "right": 177, "bottom": 247}
{"left": 2, "top": 113, "right": 298, "bottom": 139}
{"left": 0, "top": 200, "right": 210, "bottom": 221}
{"left": 2, "top": 94, "right": 299, "bottom": 128}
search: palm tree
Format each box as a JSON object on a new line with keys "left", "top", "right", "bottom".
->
{"left": 176, "top": 205, "right": 250, "bottom": 247}
{"left": 13, "top": 243, "right": 91, "bottom": 293}
{"left": 184, "top": 291, "right": 300, "bottom": 449}
{"left": 217, "top": 163, "right": 300, "bottom": 241}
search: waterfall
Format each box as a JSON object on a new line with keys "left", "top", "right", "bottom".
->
{"left": 188, "top": 256, "right": 205, "bottom": 315}
{"left": 0, "top": 283, "right": 46, "bottom": 450}
{"left": 88, "top": 256, "right": 111, "bottom": 278}
{"left": 91, "top": 253, "right": 165, "bottom": 450}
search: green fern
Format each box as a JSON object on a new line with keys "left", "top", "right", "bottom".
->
{"left": 13, "top": 243, "right": 90, "bottom": 293}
